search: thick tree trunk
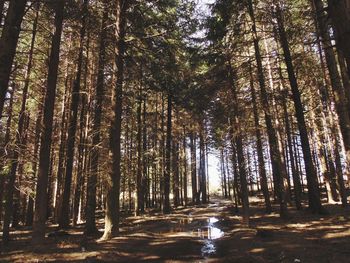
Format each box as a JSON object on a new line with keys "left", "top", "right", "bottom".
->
{"left": 275, "top": 5, "right": 324, "bottom": 213}
{"left": 0, "top": 0, "right": 27, "bottom": 118}
{"left": 85, "top": 0, "right": 108, "bottom": 235}
{"left": 101, "top": 0, "right": 128, "bottom": 240}
{"left": 327, "top": 0, "right": 350, "bottom": 67}
{"left": 32, "top": 0, "right": 65, "bottom": 244}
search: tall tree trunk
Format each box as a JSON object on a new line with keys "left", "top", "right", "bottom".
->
{"left": 2, "top": 4, "right": 39, "bottom": 242}
{"left": 32, "top": 0, "right": 65, "bottom": 244}
{"left": 247, "top": 0, "right": 288, "bottom": 218}
{"left": 275, "top": 5, "right": 324, "bottom": 213}
{"left": 183, "top": 127, "right": 188, "bottom": 206}
{"left": 1, "top": 86, "right": 14, "bottom": 243}
{"left": 228, "top": 63, "right": 249, "bottom": 225}
{"left": 0, "top": 0, "right": 27, "bottom": 117}
{"left": 136, "top": 84, "right": 144, "bottom": 214}
{"left": 190, "top": 131, "right": 197, "bottom": 204}
{"left": 85, "top": 0, "right": 108, "bottom": 235}
{"left": 59, "top": 0, "right": 88, "bottom": 228}
{"left": 248, "top": 65, "right": 272, "bottom": 213}
{"left": 312, "top": 0, "right": 350, "bottom": 189}
{"left": 173, "top": 141, "right": 180, "bottom": 207}
{"left": 101, "top": 0, "right": 128, "bottom": 240}
{"left": 163, "top": 94, "right": 172, "bottom": 214}
{"left": 199, "top": 125, "right": 207, "bottom": 203}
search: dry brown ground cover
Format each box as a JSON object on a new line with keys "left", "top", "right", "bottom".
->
{"left": 1, "top": 197, "right": 350, "bottom": 262}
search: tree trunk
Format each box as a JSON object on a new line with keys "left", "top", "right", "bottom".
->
{"left": 327, "top": 0, "right": 350, "bottom": 67}
{"left": 247, "top": 0, "right": 288, "bottom": 218}
{"left": 136, "top": 84, "right": 144, "bottom": 214}
{"left": 183, "top": 127, "right": 188, "bottom": 206}
{"left": 163, "top": 94, "right": 172, "bottom": 214}
{"left": 312, "top": 0, "right": 350, "bottom": 190}
{"left": 228, "top": 63, "right": 249, "bottom": 225}
{"left": 248, "top": 64, "right": 272, "bottom": 213}
{"left": 190, "top": 131, "right": 197, "bottom": 204}
{"left": 0, "top": 0, "right": 27, "bottom": 117}
{"left": 275, "top": 5, "right": 324, "bottom": 213}
{"left": 101, "top": 0, "right": 128, "bottom": 240}
{"left": 85, "top": 0, "right": 108, "bottom": 235}
{"left": 173, "top": 141, "right": 180, "bottom": 207}
{"left": 32, "top": 0, "right": 65, "bottom": 244}
{"left": 59, "top": 0, "right": 88, "bottom": 229}
{"left": 1, "top": 87, "right": 14, "bottom": 243}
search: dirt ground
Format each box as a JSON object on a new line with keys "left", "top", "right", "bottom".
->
{"left": 1, "top": 197, "right": 350, "bottom": 262}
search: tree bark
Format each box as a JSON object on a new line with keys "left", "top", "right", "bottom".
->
{"left": 275, "top": 5, "right": 324, "bottom": 213}
{"left": 85, "top": 0, "right": 108, "bottom": 235}
{"left": 101, "top": 0, "right": 128, "bottom": 240}
{"left": 190, "top": 131, "right": 197, "bottom": 204}
{"left": 247, "top": 0, "right": 288, "bottom": 218}
{"left": 327, "top": 0, "right": 350, "bottom": 67}
{"left": 1, "top": 86, "right": 14, "bottom": 243}
{"left": 32, "top": 0, "right": 65, "bottom": 244}
{"left": 248, "top": 64, "right": 272, "bottom": 213}
{"left": 312, "top": 0, "right": 350, "bottom": 190}
{"left": 0, "top": 0, "right": 27, "bottom": 118}
{"left": 163, "top": 93, "right": 172, "bottom": 214}
{"left": 59, "top": 0, "right": 88, "bottom": 229}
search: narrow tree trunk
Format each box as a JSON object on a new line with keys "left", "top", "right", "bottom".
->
{"left": 1, "top": 87, "right": 14, "bottom": 243}
{"left": 173, "top": 141, "right": 180, "bottom": 207}
{"left": 249, "top": 65, "right": 272, "bottom": 213}
{"left": 163, "top": 94, "right": 172, "bottom": 214}
{"left": 136, "top": 84, "right": 144, "bottom": 214}
{"left": 32, "top": 0, "right": 65, "bottom": 244}
{"left": 183, "top": 127, "right": 188, "bottom": 206}
{"left": 190, "top": 131, "right": 197, "bottom": 204}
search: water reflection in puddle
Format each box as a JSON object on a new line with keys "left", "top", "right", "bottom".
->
{"left": 199, "top": 217, "right": 224, "bottom": 257}
{"left": 167, "top": 216, "right": 224, "bottom": 257}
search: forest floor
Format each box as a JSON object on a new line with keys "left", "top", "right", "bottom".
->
{"left": 1, "top": 196, "right": 350, "bottom": 262}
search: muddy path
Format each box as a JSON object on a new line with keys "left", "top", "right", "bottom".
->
{"left": 1, "top": 197, "right": 350, "bottom": 262}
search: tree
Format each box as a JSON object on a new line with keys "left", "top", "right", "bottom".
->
{"left": 32, "top": 0, "right": 66, "bottom": 244}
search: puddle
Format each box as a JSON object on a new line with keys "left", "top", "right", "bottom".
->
{"left": 159, "top": 216, "right": 225, "bottom": 257}
{"left": 199, "top": 217, "right": 224, "bottom": 257}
